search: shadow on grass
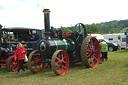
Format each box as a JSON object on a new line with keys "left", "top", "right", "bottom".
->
{"left": 69, "top": 62, "right": 87, "bottom": 69}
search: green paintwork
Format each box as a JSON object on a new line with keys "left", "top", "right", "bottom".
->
{"left": 55, "top": 39, "right": 75, "bottom": 52}
{"left": 72, "top": 23, "right": 87, "bottom": 46}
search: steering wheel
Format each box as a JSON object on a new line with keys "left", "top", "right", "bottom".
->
{"left": 72, "top": 23, "right": 87, "bottom": 46}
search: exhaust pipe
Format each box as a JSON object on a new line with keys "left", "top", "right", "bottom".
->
{"left": 43, "top": 9, "right": 51, "bottom": 39}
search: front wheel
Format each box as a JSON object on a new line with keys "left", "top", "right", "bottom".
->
{"left": 109, "top": 47, "right": 113, "bottom": 51}
{"left": 51, "top": 50, "right": 69, "bottom": 75}
{"left": 6, "top": 55, "right": 19, "bottom": 72}
{"left": 28, "top": 50, "right": 46, "bottom": 73}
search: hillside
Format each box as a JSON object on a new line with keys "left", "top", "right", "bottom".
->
{"left": 119, "top": 27, "right": 128, "bottom": 33}
{"left": 96, "top": 19, "right": 128, "bottom": 33}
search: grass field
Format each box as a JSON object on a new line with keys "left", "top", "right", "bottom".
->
{"left": 0, "top": 49, "right": 128, "bottom": 85}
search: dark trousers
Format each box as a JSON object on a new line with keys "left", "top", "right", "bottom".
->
{"left": 101, "top": 52, "right": 108, "bottom": 59}
{"left": 18, "top": 59, "right": 25, "bottom": 72}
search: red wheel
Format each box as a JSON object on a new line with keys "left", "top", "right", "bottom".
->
{"left": 28, "top": 50, "right": 46, "bottom": 73}
{"left": 51, "top": 50, "right": 69, "bottom": 75}
{"left": 81, "top": 37, "right": 100, "bottom": 68}
{"left": 6, "top": 55, "right": 19, "bottom": 71}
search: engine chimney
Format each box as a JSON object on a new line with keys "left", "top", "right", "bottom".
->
{"left": 43, "top": 9, "right": 51, "bottom": 38}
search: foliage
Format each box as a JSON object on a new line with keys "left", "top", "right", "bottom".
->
{"left": 85, "top": 24, "right": 100, "bottom": 33}
{"left": 61, "top": 26, "right": 73, "bottom": 34}
{"left": 96, "top": 19, "right": 128, "bottom": 33}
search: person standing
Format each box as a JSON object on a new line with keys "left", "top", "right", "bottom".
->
{"left": 99, "top": 40, "right": 108, "bottom": 62}
{"left": 14, "top": 42, "right": 27, "bottom": 74}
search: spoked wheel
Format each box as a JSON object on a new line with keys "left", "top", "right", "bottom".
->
{"left": 51, "top": 50, "right": 69, "bottom": 75}
{"left": 6, "top": 55, "right": 19, "bottom": 72}
{"left": 81, "top": 37, "right": 100, "bottom": 68}
{"left": 72, "top": 23, "right": 87, "bottom": 46}
{"left": 28, "top": 50, "right": 46, "bottom": 73}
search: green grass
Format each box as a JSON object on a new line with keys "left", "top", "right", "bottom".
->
{"left": 0, "top": 50, "right": 128, "bottom": 85}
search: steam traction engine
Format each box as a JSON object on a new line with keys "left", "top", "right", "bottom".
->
{"left": 28, "top": 9, "right": 100, "bottom": 75}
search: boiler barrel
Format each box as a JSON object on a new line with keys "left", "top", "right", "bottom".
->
{"left": 38, "top": 39, "right": 75, "bottom": 56}
{"left": 55, "top": 39, "right": 75, "bottom": 52}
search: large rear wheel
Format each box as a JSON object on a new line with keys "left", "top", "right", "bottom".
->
{"left": 81, "top": 37, "right": 100, "bottom": 68}
{"left": 51, "top": 50, "right": 69, "bottom": 75}
{"left": 6, "top": 55, "right": 19, "bottom": 72}
{"left": 28, "top": 50, "right": 46, "bottom": 73}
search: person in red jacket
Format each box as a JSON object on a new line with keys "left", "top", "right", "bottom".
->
{"left": 14, "top": 42, "right": 27, "bottom": 74}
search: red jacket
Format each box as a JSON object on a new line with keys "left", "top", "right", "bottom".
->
{"left": 14, "top": 47, "right": 27, "bottom": 60}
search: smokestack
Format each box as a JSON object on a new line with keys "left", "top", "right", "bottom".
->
{"left": 43, "top": 9, "right": 51, "bottom": 38}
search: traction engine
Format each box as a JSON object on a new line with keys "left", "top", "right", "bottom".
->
{"left": 28, "top": 9, "right": 100, "bottom": 75}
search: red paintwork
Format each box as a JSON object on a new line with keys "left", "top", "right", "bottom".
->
{"left": 63, "top": 34, "right": 72, "bottom": 39}
{"left": 0, "top": 51, "right": 19, "bottom": 71}
{"left": 0, "top": 52, "right": 14, "bottom": 65}
{"left": 9, "top": 59, "right": 19, "bottom": 71}
{"left": 55, "top": 50, "right": 69, "bottom": 75}
{"left": 30, "top": 51, "right": 46, "bottom": 73}
{"left": 126, "top": 28, "right": 128, "bottom": 30}
{"left": 87, "top": 37, "right": 100, "bottom": 68}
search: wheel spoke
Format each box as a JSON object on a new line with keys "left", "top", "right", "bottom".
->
{"left": 88, "top": 44, "right": 92, "bottom": 49}
{"left": 62, "top": 65, "right": 66, "bottom": 69}
{"left": 56, "top": 65, "right": 61, "bottom": 69}
{"left": 95, "top": 50, "right": 98, "bottom": 53}
{"left": 87, "top": 53, "right": 91, "bottom": 58}
{"left": 76, "top": 35, "right": 80, "bottom": 41}
{"left": 56, "top": 57, "right": 60, "bottom": 61}
{"left": 93, "top": 55, "right": 98, "bottom": 61}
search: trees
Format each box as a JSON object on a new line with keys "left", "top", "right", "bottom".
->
{"left": 86, "top": 24, "right": 100, "bottom": 33}
{"left": 96, "top": 19, "right": 128, "bottom": 33}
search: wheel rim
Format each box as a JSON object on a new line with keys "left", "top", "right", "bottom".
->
{"left": 9, "top": 58, "right": 19, "bottom": 71}
{"left": 51, "top": 50, "right": 69, "bottom": 75}
{"left": 28, "top": 50, "right": 46, "bottom": 73}
{"left": 81, "top": 37, "right": 100, "bottom": 68}
{"left": 109, "top": 47, "right": 113, "bottom": 51}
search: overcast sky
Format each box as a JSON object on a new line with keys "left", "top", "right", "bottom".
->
{"left": 0, "top": 0, "right": 128, "bottom": 29}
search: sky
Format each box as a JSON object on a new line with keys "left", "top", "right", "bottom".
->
{"left": 0, "top": 0, "right": 128, "bottom": 29}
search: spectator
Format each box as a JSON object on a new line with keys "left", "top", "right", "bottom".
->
{"left": 99, "top": 39, "right": 108, "bottom": 62}
{"left": 30, "top": 35, "right": 36, "bottom": 41}
{"left": 14, "top": 42, "right": 27, "bottom": 74}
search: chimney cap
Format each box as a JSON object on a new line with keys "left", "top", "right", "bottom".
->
{"left": 43, "top": 9, "right": 50, "bottom": 13}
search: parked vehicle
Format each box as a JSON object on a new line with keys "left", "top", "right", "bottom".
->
{"left": 104, "top": 39, "right": 118, "bottom": 51}
{"left": 103, "top": 33, "right": 126, "bottom": 49}
{"left": 0, "top": 27, "right": 43, "bottom": 71}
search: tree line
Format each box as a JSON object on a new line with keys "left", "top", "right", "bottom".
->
{"left": 61, "top": 19, "right": 128, "bottom": 34}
